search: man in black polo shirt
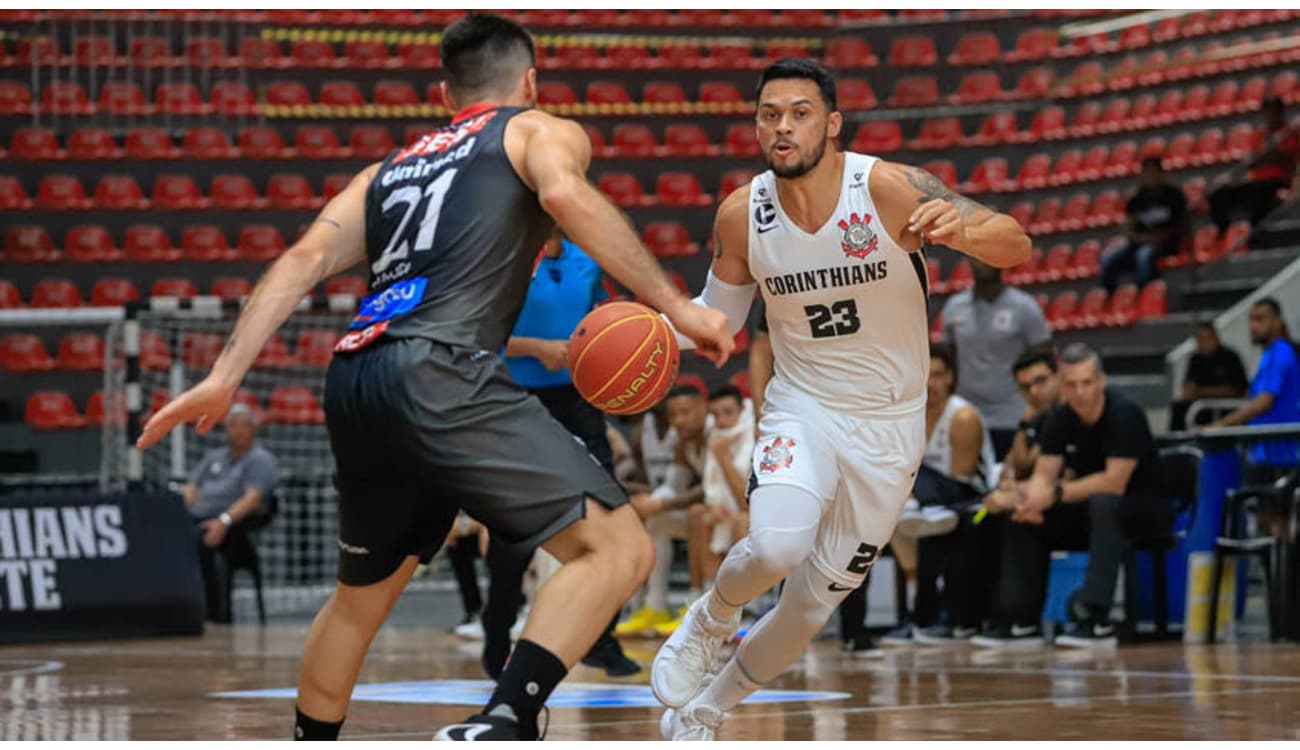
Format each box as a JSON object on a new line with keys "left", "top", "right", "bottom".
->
{"left": 973, "top": 343, "right": 1173, "bottom": 649}
{"left": 1170, "top": 323, "right": 1249, "bottom": 431}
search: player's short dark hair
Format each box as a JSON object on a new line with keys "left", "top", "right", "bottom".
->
{"left": 929, "top": 341, "right": 957, "bottom": 386}
{"left": 667, "top": 384, "right": 704, "bottom": 401}
{"left": 756, "top": 58, "right": 837, "bottom": 112}
{"left": 1140, "top": 155, "right": 1163, "bottom": 171}
{"left": 1253, "top": 297, "right": 1283, "bottom": 317}
{"left": 440, "top": 12, "right": 535, "bottom": 101}
{"left": 708, "top": 384, "right": 744, "bottom": 407}
{"left": 1013, "top": 344, "right": 1057, "bottom": 376}
{"left": 1059, "top": 342, "right": 1103, "bottom": 372}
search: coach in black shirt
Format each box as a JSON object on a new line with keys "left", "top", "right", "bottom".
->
{"left": 1169, "top": 323, "right": 1249, "bottom": 431}
{"left": 973, "top": 344, "right": 1174, "bottom": 650}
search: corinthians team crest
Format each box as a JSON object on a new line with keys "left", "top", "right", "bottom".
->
{"left": 838, "top": 213, "right": 879, "bottom": 259}
{"left": 759, "top": 437, "right": 797, "bottom": 473}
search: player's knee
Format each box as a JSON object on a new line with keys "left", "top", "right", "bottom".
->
{"left": 626, "top": 524, "right": 656, "bottom": 591}
{"left": 748, "top": 526, "right": 815, "bottom": 580}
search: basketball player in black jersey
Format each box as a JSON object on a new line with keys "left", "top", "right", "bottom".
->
{"left": 138, "top": 14, "right": 732, "bottom": 741}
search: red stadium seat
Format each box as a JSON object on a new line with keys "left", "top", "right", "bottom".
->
{"left": 291, "top": 39, "right": 338, "bottom": 68}
{"left": 345, "top": 40, "right": 392, "bottom": 68}
{"left": 888, "top": 76, "right": 937, "bottom": 107}
{"left": 597, "top": 172, "right": 650, "bottom": 207}
{"left": 238, "top": 127, "right": 290, "bottom": 159}
{"left": 965, "top": 111, "right": 1019, "bottom": 146}
{"left": 94, "top": 175, "right": 148, "bottom": 210}
{"left": 946, "top": 260, "right": 973, "bottom": 291}
{"left": 98, "top": 82, "right": 150, "bottom": 116}
{"left": 1011, "top": 106, "right": 1067, "bottom": 144}
{"left": 0, "top": 81, "right": 33, "bottom": 115}
{"left": 763, "top": 43, "right": 811, "bottom": 61}
{"left": 643, "top": 81, "right": 689, "bottom": 105}
{"left": 663, "top": 124, "right": 715, "bottom": 156}
{"left": 1015, "top": 153, "right": 1052, "bottom": 190}
{"left": 10, "top": 127, "right": 60, "bottom": 160}
{"left": 90, "top": 278, "right": 140, "bottom": 306}
{"left": 64, "top": 224, "right": 122, "bottom": 264}
{"left": 551, "top": 45, "right": 598, "bottom": 70}
{"left": 1191, "top": 128, "right": 1225, "bottom": 166}
{"left": 1103, "top": 284, "right": 1139, "bottom": 327}
{"left": 538, "top": 81, "right": 578, "bottom": 105}
{"left": 643, "top": 221, "right": 698, "bottom": 257}
{"left": 67, "top": 127, "right": 121, "bottom": 159}
{"left": 1137, "top": 280, "right": 1168, "bottom": 319}
{"left": 1012, "top": 67, "right": 1056, "bottom": 100}
{"left": 587, "top": 81, "right": 632, "bottom": 104}
{"left": 1029, "top": 198, "right": 1062, "bottom": 235}
{"left": 325, "top": 276, "right": 367, "bottom": 296}
{"left": 181, "top": 332, "right": 224, "bottom": 369}
{"left": 1058, "top": 194, "right": 1092, "bottom": 232}
{"left": 611, "top": 123, "right": 658, "bottom": 157}
{"left": 350, "top": 126, "right": 396, "bottom": 159}
{"left": 129, "top": 36, "right": 171, "bottom": 66}
{"left": 889, "top": 35, "right": 937, "bottom": 67}
{"left": 254, "top": 335, "right": 298, "bottom": 369}
{"left": 1206, "top": 80, "right": 1239, "bottom": 117}
{"left": 268, "top": 387, "right": 325, "bottom": 424}
{"left": 186, "top": 35, "right": 228, "bottom": 67}
{"left": 152, "top": 277, "right": 199, "bottom": 299}
{"left": 1005, "top": 249, "right": 1042, "bottom": 286}
{"left": 297, "top": 329, "right": 338, "bottom": 368}
{"left": 85, "top": 390, "right": 125, "bottom": 427}
{"left": 698, "top": 81, "right": 744, "bottom": 104}
{"left": 1070, "top": 241, "right": 1102, "bottom": 278}
{"left": 267, "top": 81, "right": 313, "bottom": 107}
{"left": 922, "top": 160, "right": 958, "bottom": 188}
{"left": 57, "top": 332, "right": 105, "bottom": 371}
{"left": 240, "top": 36, "right": 286, "bottom": 68}
{"left": 38, "top": 174, "right": 91, "bottom": 210}
{"left": 718, "top": 169, "right": 756, "bottom": 199}
{"left": 960, "top": 158, "right": 1010, "bottom": 193}
{"left": 656, "top": 171, "right": 711, "bottom": 207}
{"left": 825, "top": 37, "right": 878, "bottom": 68}
{"left": 1, "top": 334, "right": 55, "bottom": 371}
{"left": 852, "top": 121, "right": 903, "bottom": 153}
{"left": 835, "top": 79, "right": 877, "bottom": 110}
{"left": 1073, "top": 145, "right": 1108, "bottom": 182}
{"left": 723, "top": 123, "right": 760, "bottom": 157}
{"left": 1180, "top": 85, "right": 1210, "bottom": 122}
{"left": 152, "top": 174, "right": 207, "bottom": 210}
{"left": 211, "top": 277, "right": 253, "bottom": 300}
{"left": 156, "top": 82, "right": 209, "bottom": 115}
{"left": 181, "top": 225, "right": 234, "bottom": 261}
{"left": 31, "top": 278, "right": 84, "bottom": 308}
{"left": 1223, "top": 123, "right": 1259, "bottom": 161}
{"left": 293, "top": 126, "right": 345, "bottom": 158}
{"left": 25, "top": 391, "right": 84, "bottom": 430}
{"left": 949, "top": 32, "right": 1001, "bottom": 66}
{"left": 910, "top": 117, "right": 964, "bottom": 150}
{"left": 729, "top": 370, "right": 752, "bottom": 398}
{"left": 657, "top": 44, "right": 702, "bottom": 69}
{"left": 267, "top": 173, "right": 320, "bottom": 210}
{"left": 606, "top": 44, "right": 652, "bottom": 69}
{"left": 397, "top": 41, "right": 440, "bottom": 69}
{"left": 238, "top": 225, "right": 286, "bottom": 262}
{"left": 0, "top": 176, "right": 32, "bottom": 209}
{"left": 139, "top": 333, "right": 173, "bottom": 370}
{"left": 321, "top": 81, "right": 365, "bottom": 107}
{"left": 125, "top": 127, "right": 177, "bottom": 160}
{"left": 16, "top": 35, "right": 59, "bottom": 64}
{"left": 210, "top": 81, "right": 255, "bottom": 116}
{"left": 43, "top": 81, "right": 91, "bottom": 114}
{"left": 1047, "top": 291, "right": 1079, "bottom": 331}
{"left": 124, "top": 225, "right": 181, "bottom": 262}
{"left": 1007, "top": 28, "right": 1058, "bottom": 63}
{"left": 1072, "top": 287, "right": 1109, "bottom": 329}
{"left": 211, "top": 174, "right": 263, "bottom": 209}
{"left": 705, "top": 44, "right": 754, "bottom": 70}
{"left": 374, "top": 80, "right": 419, "bottom": 106}
{"left": 1220, "top": 221, "right": 1252, "bottom": 256}
{"left": 182, "top": 127, "right": 237, "bottom": 160}
{"left": 5, "top": 226, "right": 57, "bottom": 263}
{"left": 1104, "top": 142, "right": 1138, "bottom": 179}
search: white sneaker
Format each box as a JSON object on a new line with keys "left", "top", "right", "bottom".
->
{"left": 453, "top": 616, "right": 485, "bottom": 641}
{"left": 895, "top": 504, "right": 959, "bottom": 539}
{"left": 660, "top": 704, "right": 725, "bottom": 741}
{"left": 651, "top": 596, "right": 740, "bottom": 708}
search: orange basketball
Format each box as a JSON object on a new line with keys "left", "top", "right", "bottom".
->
{"left": 569, "top": 301, "right": 681, "bottom": 415}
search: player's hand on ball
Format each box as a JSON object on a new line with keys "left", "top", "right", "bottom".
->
{"left": 535, "top": 339, "right": 570, "bottom": 371}
{"left": 667, "top": 302, "right": 732, "bottom": 367}
{"left": 909, "top": 198, "right": 968, "bottom": 247}
{"left": 137, "top": 376, "right": 235, "bottom": 449}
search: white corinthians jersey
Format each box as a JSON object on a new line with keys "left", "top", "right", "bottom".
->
{"left": 749, "top": 152, "right": 930, "bottom": 415}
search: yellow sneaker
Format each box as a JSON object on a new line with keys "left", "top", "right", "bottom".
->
{"left": 653, "top": 606, "right": 689, "bottom": 637}
{"left": 615, "top": 606, "right": 672, "bottom": 637}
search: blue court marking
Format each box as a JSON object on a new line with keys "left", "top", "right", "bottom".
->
{"left": 213, "top": 680, "right": 851, "bottom": 708}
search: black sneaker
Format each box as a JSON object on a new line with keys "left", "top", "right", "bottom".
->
{"left": 879, "top": 621, "right": 915, "bottom": 647}
{"left": 434, "top": 704, "right": 538, "bottom": 741}
{"left": 913, "top": 623, "right": 978, "bottom": 645}
{"left": 845, "top": 631, "right": 887, "bottom": 659}
{"left": 581, "top": 638, "right": 643, "bottom": 677}
{"left": 1053, "top": 617, "right": 1118, "bottom": 649}
{"left": 970, "top": 622, "right": 1044, "bottom": 649}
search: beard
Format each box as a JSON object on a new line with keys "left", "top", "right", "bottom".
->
{"left": 765, "top": 137, "right": 827, "bottom": 179}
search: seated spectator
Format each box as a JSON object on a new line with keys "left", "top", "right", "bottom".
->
{"left": 1170, "top": 323, "right": 1248, "bottom": 432}
{"left": 1209, "top": 97, "right": 1300, "bottom": 233}
{"left": 623, "top": 386, "right": 708, "bottom": 636}
{"left": 974, "top": 344, "right": 1174, "bottom": 650}
{"left": 180, "top": 404, "right": 278, "bottom": 624}
{"left": 686, "top": 385, "right": 753, "bottom": 603}
{"left": 997, "top": 344, "right": 1062, "bottom": 485}
{"left": 1101, "top": 156, "right": 1188, "bottom": 294}
{"left": 1208, "top": 298, "right": 1300, "bottom": 482}
{"left": 889, "top": 342, "right": 997, "bottom": 645}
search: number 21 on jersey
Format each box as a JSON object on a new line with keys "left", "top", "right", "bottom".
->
{"left": 370, "top": 168, "right": 457, "bottom": 275}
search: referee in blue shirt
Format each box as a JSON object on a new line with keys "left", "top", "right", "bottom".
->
{"left": 479, "top": 230, "right": 639, "bottom": 678}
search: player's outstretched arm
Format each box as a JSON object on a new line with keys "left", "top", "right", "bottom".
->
{"left": 514, "top": 112, "right": 733, "bottom": 364}
{"left": 875, "top": 162, "right": 1032, "bottom": 269}
{"left": 137, "top": 165, "right": 378, "bottom": 448}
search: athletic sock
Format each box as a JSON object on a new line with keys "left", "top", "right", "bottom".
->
{"left": 706, "top": 587, "right": 741, "bottom": 623}
{"left": 485, "top": 639, "right": 566, "bottom": 736}
{"left": 294, "top": 706, "right": 343, "bottom": 740}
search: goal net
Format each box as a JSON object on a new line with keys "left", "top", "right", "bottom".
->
{"left": 101, "top": 298, "right": 364, "bottom": 617}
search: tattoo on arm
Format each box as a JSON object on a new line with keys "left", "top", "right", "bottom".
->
{"left": 712, "top": 227, "right": 723, "bottom": 260}
{"left": 903, "top": 166, "right": 987, "bottom": 219}
{"left": 316, "top": 218, "right": 342, "bottom": 230}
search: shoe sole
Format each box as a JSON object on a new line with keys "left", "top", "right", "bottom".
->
{"left": 912, "top": 633, "right": 970, "bottom": 646}
{"left": 895, "top": 513, "right": 959, "bottom": 539}
{"left": 1053, "top": 635, "right": 1117, "bottom": 649}
{"left": 879, "top": 636, "right": 914, "bottom": 647}
{"left": 970, "top": 636, "right": 1044, "bottom": 650}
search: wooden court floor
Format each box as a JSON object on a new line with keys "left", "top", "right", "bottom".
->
{"left": 3, "top": 626, "right": 1299, "bottom": 740}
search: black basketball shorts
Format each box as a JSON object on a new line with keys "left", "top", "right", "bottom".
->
{"left": 323, "top": 337, "right": 628, "bottom": 586}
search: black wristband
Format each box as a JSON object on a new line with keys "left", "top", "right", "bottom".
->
{"left": 1053, "top": 483, "right": 1064, "bottom": 507}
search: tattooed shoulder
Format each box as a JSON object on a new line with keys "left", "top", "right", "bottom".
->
{"left": 902, "top": 165, "right": 982, "bottom": 218}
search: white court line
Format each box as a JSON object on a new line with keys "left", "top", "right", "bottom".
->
{"left": 344, "top": 684, "right": 1300, "bottom": 739}
{"left": 875, "top": 664, "right": 1300, "bottom": 685}
{"left": 0, "top": 660, "right": 63, "bottom": 677}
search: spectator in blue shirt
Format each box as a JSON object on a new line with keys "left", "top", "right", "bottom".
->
{"left": 1210, "top": 298, "right": 1300, "bottom": 480}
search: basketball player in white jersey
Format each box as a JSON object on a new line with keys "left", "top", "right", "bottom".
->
{"left": 652, "top": 59, "right": 1032, "bottom": 739}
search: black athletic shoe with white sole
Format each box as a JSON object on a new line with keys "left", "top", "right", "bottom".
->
{"left": 970, "top": 622, "right": 1045, "bottom": 649}
{"left": 435, "top": 705, "right": 539, "bottom": 741}
{"left": 1053, "top": 617, "right": 1118, "bottom": 649}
